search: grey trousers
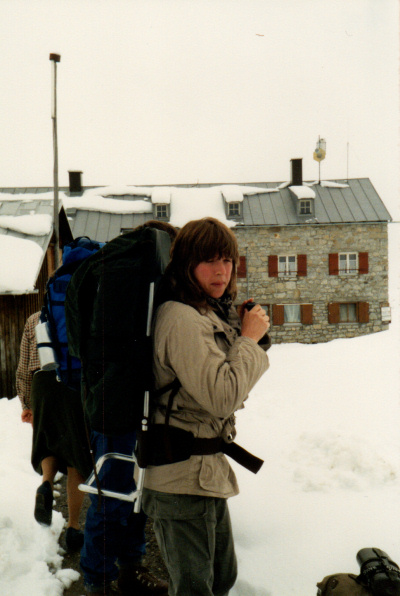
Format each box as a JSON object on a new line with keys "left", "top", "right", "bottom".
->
{"left": 142, "top": 489, "right": 237, "bottom": 596}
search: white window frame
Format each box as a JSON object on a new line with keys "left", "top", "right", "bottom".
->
{"left": 339, "top": 252, "right": 358, "bottom": 274}
{"left": 278, "top": 255, "right": 297, "bottom": 277}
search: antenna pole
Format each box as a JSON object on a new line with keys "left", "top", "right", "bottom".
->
{"left": 346, "top": 142, "right": 349, "bottom": 182}
{"left": 50, "top": 53, "right": 61, "bottom": 270}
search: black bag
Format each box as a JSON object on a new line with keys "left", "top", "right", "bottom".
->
{"left": 65, "top": 226, "right": 172, "bottom": 436}
{"left": 356, "top": 548, "right": 400, "bottom": 596}
{"left": 317, "top": 549, "right": 400, "bottom": 596}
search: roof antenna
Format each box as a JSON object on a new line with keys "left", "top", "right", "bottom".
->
{"left": 50, "top": 53, "right": 61, "bottom": 270}
{"left": 313, "top": 137, "right": 326, "bottom": 184}
{"left": 346, "top": 141, "right": 349, "bottom": 183}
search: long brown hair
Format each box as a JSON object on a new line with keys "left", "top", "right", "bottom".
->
{"left": 165, "top": 217, "right": 239, "bottom": 310}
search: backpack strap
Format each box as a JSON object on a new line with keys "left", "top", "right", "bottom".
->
{"left": 152, "top": 377, "right": 182, "bottom": 428}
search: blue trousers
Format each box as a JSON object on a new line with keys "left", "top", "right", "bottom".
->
{"left": 81, "top": 430, "right": 147, "bottom": 592}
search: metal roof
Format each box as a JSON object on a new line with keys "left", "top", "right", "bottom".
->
{"left": 0, "top": 195, "right": 56, "bottom": 251}
{"left": 0, "top": 178, "right": 391, "bottom": 243}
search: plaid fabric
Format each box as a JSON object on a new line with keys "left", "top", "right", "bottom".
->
{"left": 16, "top": 312, "right": 41, "bottom": 410}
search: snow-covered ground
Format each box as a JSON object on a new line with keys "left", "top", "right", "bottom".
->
{"left": 1, "top": 227, "right": 399, "bottom": 595}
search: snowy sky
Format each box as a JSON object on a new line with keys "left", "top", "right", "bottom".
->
{"left": 1, "top": 0, "right": 399, "bottom": 220}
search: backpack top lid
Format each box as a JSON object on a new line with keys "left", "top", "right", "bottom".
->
{"left": 62, "top": 237, "right": 105, "bottom": 267}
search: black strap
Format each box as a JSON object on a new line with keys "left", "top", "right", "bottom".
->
{"left": 192, "top": 436, "right": 264, "bottom": 474}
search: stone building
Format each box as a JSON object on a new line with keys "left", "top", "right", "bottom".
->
{"left": 0, "top": 159, "right": 391, "bottom": 347}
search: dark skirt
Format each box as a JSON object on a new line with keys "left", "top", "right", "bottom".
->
{"left": 31, "top": 370, "right": 93, "bottom": 479}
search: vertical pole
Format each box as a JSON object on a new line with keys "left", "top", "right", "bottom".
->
{"left": 246, "top": 246, "right": 249, "bottom": 300}
{"left": 318, "top": 135, "right": 321, "bottom": 184}
{"left": 50, "top": 53, "right": 61, "bottom": 270}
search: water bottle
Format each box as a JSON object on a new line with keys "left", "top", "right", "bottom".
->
{"left": 35, "top": 322, "right": 59, "bottom": 371}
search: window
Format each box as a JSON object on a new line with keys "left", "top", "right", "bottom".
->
{"left": 272, "top": 304, "right": 313, "bottom": 326}
{"left": 329, "top": 252, "right": 368, "bottom": 275}
{"left": 155, "top": 204, "right": 168, "bottom": 219}
{"left": 228, "top": 202, "right": 241, "bottom": 217}
{"left": 299, "top": 200, "right": 312, "bottom": 215}
{"left": 278, "top": 255, "right": 297, "bottom": 276}
{"left": 339, "top": 303, "right": 357, "bottom": 322}
{"left": 339, "top": 252, "right": 358, "bottom": 274}
{"left": 269, "top": 254, "right": 307, "bottom": 277}
{"left": 328, "top": 302, "right": 369, "bottom": 324}
{"left": 284, "top": 304, "right": 301, "bottom": 323}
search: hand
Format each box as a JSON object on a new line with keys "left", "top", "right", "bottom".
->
{"left": 240, "top": 300, "right": 270, "bottom": 343}
{"left": 21, "top": 409, "right": 33, "bottom": 425}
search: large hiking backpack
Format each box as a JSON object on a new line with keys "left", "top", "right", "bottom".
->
{"left": 65, "top": 226, "right": 172, "bottom": 436}
{"left": 39, "top": 237, "right": 104, "bottom": 391}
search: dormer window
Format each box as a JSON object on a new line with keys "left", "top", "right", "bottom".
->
{"left": 221, "top": 186, "right": 244, "bottom": 220}
{"left": 299, "top": 200, "right": 312, "bottom": 215}
{"left": 155, "top": 204, "right": 169, "bottom": 219}
{"left": 151, "top": 187, "right": 171, "bottom": 221}
{"left": 289, "top": 185, "right": 315, "bottom": 218}
{"left": 228, "top": 202, "right": 241, "bottom": 217}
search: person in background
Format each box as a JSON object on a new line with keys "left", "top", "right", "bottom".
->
{"left": 16, "top": 311, "right": 92, "bottom": 552}
{"left": 142, "top": 217, "right": 271, "bottom": 595}
{"left": 78, "top": 221, "right": 176, "bottom": 596}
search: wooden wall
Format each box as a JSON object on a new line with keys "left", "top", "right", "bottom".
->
{"left": 0, "top": 254, "right": 49, "bottom": 398}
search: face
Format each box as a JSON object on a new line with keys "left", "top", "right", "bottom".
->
{"left": 193, "top": 256, "right": 233, "bottom": 299}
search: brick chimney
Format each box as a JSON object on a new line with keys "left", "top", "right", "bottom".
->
{"left": 68, "top": 171, "right": 83, "bottom": 193}
{"left": 290, "top": 159, "right": 303, "bottom": 186}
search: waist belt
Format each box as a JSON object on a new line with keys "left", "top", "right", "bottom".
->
{"left": 136, "top": 424, "right": 264, "bottom": 474}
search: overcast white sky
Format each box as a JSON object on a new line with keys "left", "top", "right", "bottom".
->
{"left": 1, "top": 0, "right": 399, "bottom": 218}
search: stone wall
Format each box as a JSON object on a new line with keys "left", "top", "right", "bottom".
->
{"left": 234, "top": 223, "right": 390, "bottom": 343}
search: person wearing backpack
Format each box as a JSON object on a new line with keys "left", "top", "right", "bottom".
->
{"left": 65, "top": 221, "right": 177, "bottom": 596}
{"left": 16, "top": 311, "right": 92, "bottom": 552}
{"left": 142, "top": 217, "right": 271, "bottom": 596}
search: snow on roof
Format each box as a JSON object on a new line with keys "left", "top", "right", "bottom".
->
{"left": 289, "top": 185, "right": 316, "bottom": 199}
{"left": 0, "top": 214, "right": 52, "bottom": 236}
{"left": 221, "top": 185, "right": 244, "bottom": 203}
{"left": 0, "top": 191, "right": 55, "bottom": 202}
{"left": 64, "top": 195, "right": 153, "bottom": 214}
{"left": 239, "top": 185, "right": 280, "bottom": 195}
{"left": 320, "top": 180, "right": 349, "bottom": 189}
{"left": 94, "top": 185, "right": 152, "bottom": 198}
{"left": 151, "top": 187, "right": 172, "bottom": 204}
{"left": 63, "top": 185, "right": 279, "bottom": 226}
{"left": 168, "top": 186, "right": 232, "bottom": 227}
{"left": 0, "top": 236, "right": 43, "bottom": 293}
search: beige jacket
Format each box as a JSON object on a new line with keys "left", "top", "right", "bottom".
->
{"left": 143, "top": 300, "right": 270, "bottom": 498}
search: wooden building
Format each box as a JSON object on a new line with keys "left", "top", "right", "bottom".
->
{"left": 0, "top": 196, "right": 72, "bottom": 398}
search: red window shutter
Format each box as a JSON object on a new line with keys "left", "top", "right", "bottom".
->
{"left": 237, "top": 256, "right": 247, "bottom": 278}
{"left": 358, "top": 302, "right": 369, "bottom": 323}
{"left": 328, "top": 303, "right": 340, "bottom": 324}
{"left": 301, "top": 304, "right": 313, "bottom": 324}
{"left": 297, "top": 254, "right": 307, "bottom": 276}
{"left": 359, "top": 252, "right": 369, "bottom": 274}
{"left": 273, "top": 304, "right": 284, "bottom": 326}
{"left": 268, "top": 255, "right": 278, "bottom": 277}
{"left": 329, "top": 253, "right": 339, "bottom": 275}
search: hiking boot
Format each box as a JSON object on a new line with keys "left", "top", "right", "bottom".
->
{"left": 118, "top": 565, "right": 169, "bottom": 595}
{"left": 64, "top": 527, "right": 84, "bottom": 552}
{"left": 34, "top": 481, "right": 53, "bottom": 526}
